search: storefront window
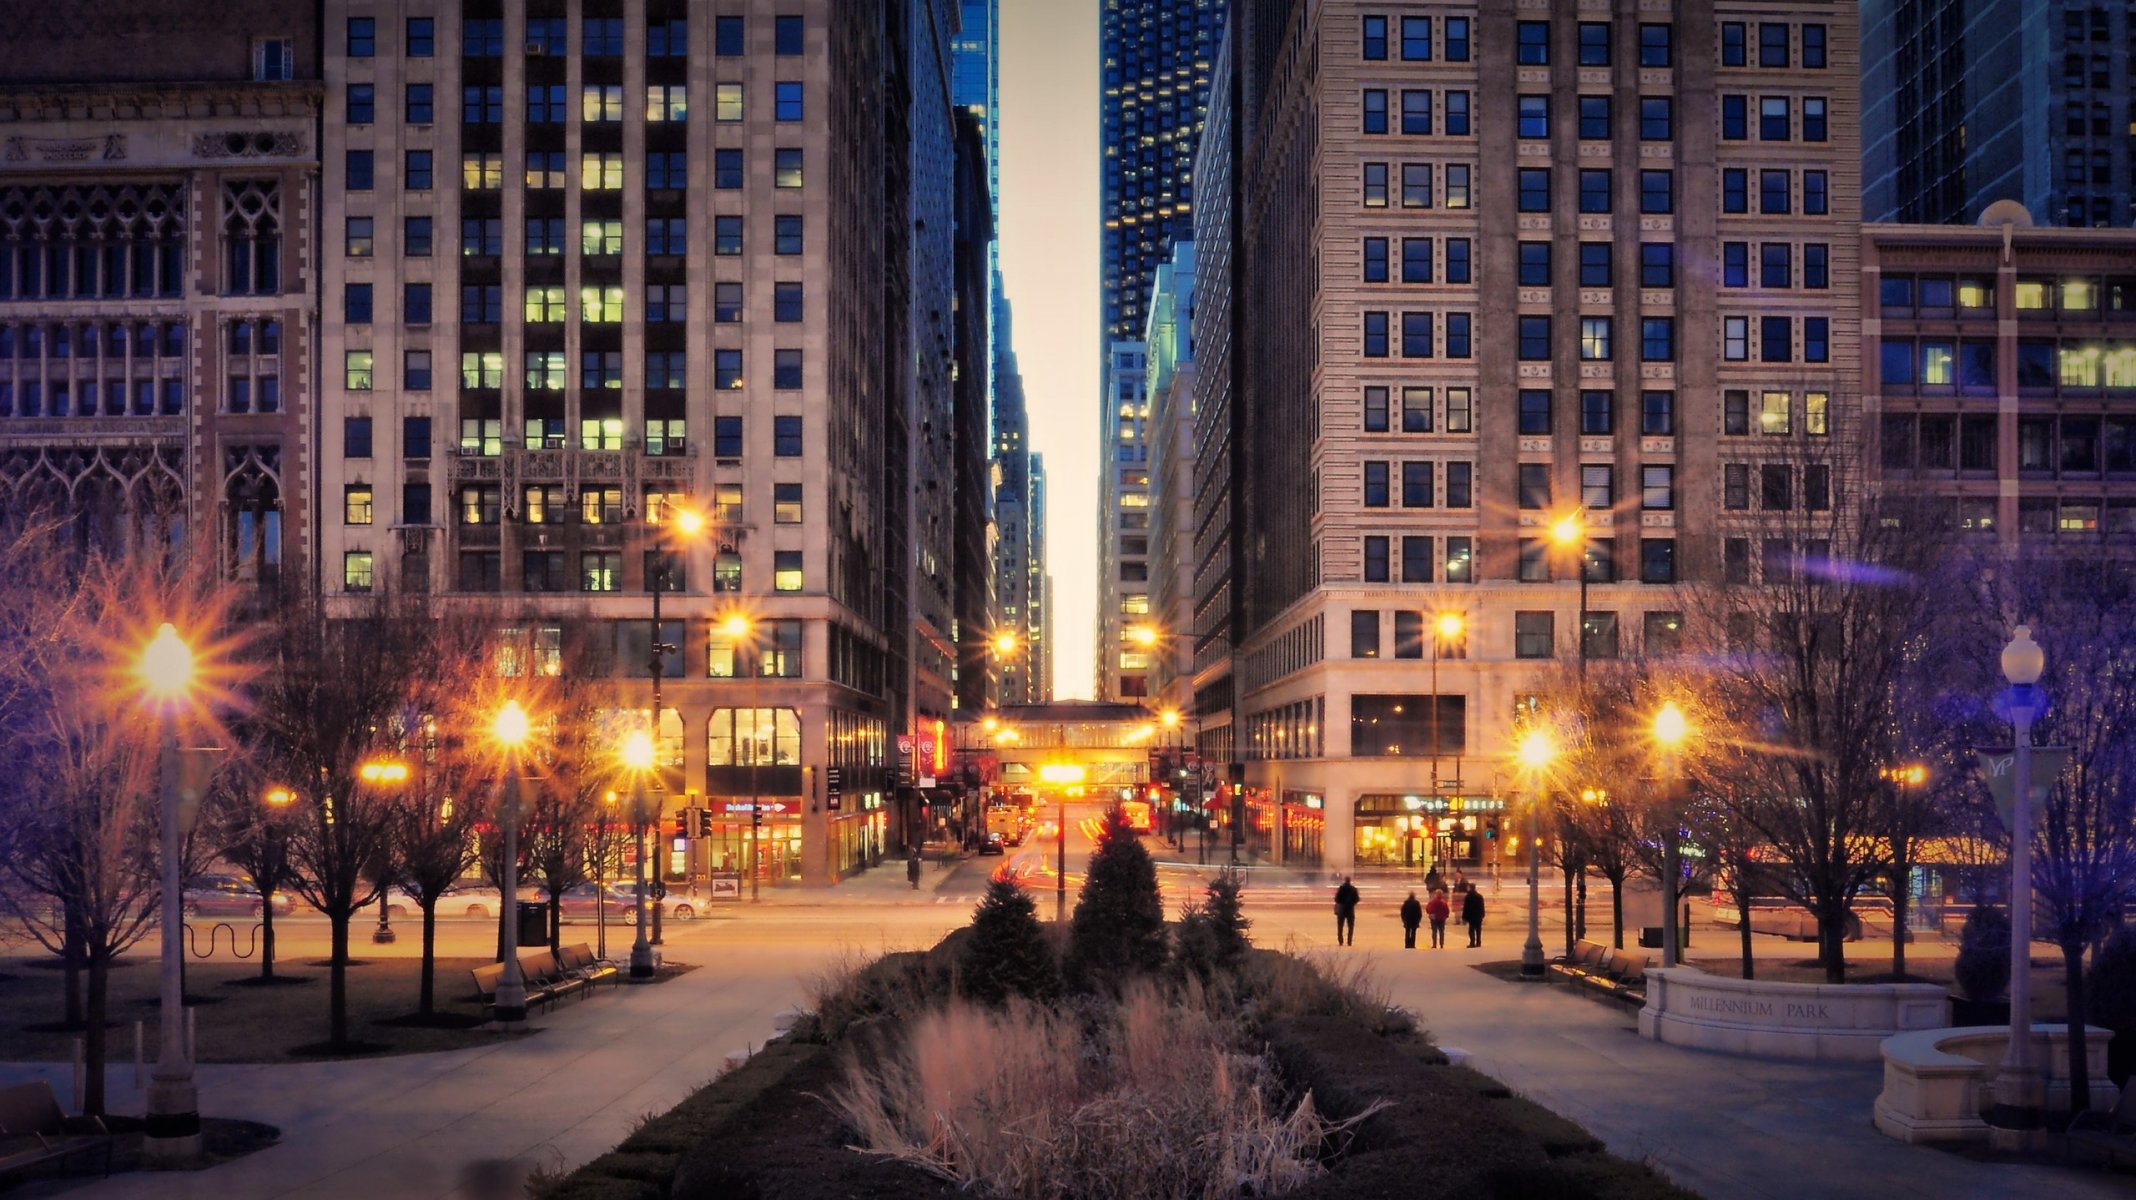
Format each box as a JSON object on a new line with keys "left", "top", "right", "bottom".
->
{"left": 709, "top": 707, "right": 800, "bottom": 764}
{"left": 1355, "top": 794, "right": 1501, "bottom": 868}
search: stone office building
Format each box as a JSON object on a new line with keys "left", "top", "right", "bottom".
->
{"left": 316, "top": 0, "right": 969, "bottom": 885}
{"left": 1203, "top": 0, "right": 1861, "bottom": 871}
{"left": 0, "top": 4, "right": 320, "bottom": 578}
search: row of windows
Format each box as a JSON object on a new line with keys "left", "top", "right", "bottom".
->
{"left": 1360, "top": 88, "right": 1471, "bottom": 137}
{"left": 347, "top": 214, "right": 808, "bottom": 259}
{"left": 1881, "top": 412, "right": 2136, "bottom": 476}
{"left": 1879, "top": 274, "right": 2136, "bottom": 317}
{"left": 1359, "top": 15, "right": 1471, "bottom": 63}
{"left": 0, "top": 378, "right": 184, "bottom": 418}
{"left": 1510, "top": 20, "right": 1675, "bottom": 68}
{"left": 1512, "top": 166, "right": 1676, "bottom": 215}
{"left": 1359, "top": 460, "right": 1476, "bottom": 509}
{"left": 429, "top": 15, "right": 806, "bottom": 59}
{"left": 1720, "top": 463, "right": 1833, "bottom": 513}
{"left": 447, "top": 549, "right": 807, "bottom": 596}
{"left": 347, "top": 411, "right": 802, "bottom": 460}
{"left": 345, "top": 147, "right": 804, "bottom": 195}
{"left": 1721, "top": 390, "right": 1832, "bottom": 437}
{"left": 1357, "top": 163, "right": 1830, "bottom": 217}
{"left": 1360, "top": 534, "right": 1475, "bottom": 584}
{"left": 1351, "top": 608, "right": 1685, "bottom": 665}
{"left": 1720, "top": 316, "right": 1833, "bottom": 365}
{"left": 343, "top": 280, "right": 803, "bottom": 327}
{"left": 1360, "top": 311, "right": 1473, "bottom": 358}
{"left": 1508, "top": 240, "right": 1680, "bottom": 289}
{"left": 0, "top": 321, "right": 188, "bottom": 361}
{"left": 346, "top": 143, "right": 804, "bottom": 193}
{"left": 1512, "top": 463, "right": 1681, "bottom": 513}
{"left": 1506, "top": 314, "right": 1688, "bottom": 363}
{"left": 1514, "top": 94, "right": 1678, "bottom": 141}
{"left": 349, "top": 480, "right": 807, "bottom": 529}
{"left": 346, "top": 347, "right": 809, "bottom": 393}
{"left": 1719, "top": 95, "right": 1830, "bottom": 142}
{"left": 0, "top": 238, "right": 187, "bottom": 302}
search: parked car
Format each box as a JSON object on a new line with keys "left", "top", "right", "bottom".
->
{"left": 377, "top": 884, "right": 503, "bottom": 920}
{"left": 608, "top": 881, "right": 700, "bottom": 922}
{"left": 551, "top": 881, "right": 631, "bottom": 921}
{"left": 183, "top": 873, "right": 294, "bottom": 918}
{"left": 978, "top": 833, "right": 1007, "bottom": 857}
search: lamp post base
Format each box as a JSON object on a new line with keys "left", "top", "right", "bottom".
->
{"left": 1520, "top": 944, "right": 1547, "bottom": 980}
{"left": 143, "top": 1076, "right": 201, "bottom": 1167}
{"left": 629, "top": 943, "right": 657, "bottom": 980}
{"left": 370, "top": 925, "right": 396, "bottom": 944}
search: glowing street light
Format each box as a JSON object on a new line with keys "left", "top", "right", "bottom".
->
{"left": 620, "top": 729, "right": 658, "bottom": 979}
{"left": 1515, "top": 728, "right": 1556, "bottom": 979}
{"left": 993, "top": 630, "right": 1020, "bottom": 656}
{"left": 1653, "top": 701, "right": 1692, "bottom": 968}
{"left": 1430, "top": 611, "right": 1467, "bottom": 792}
{"left": 140, "top": 621, "right": 201, "bottom": 1165}
{"left": 1128, "top": 624, "right": 1160, "bottom": 649}
{"left": 491, "top": 699, "right": 533, "bottom": 1027}
{"left": 360, "top": 761, "right": 411, "bottom": 943}
{"left": 1039, "top": 763, "right": 1087, "bottom": 921}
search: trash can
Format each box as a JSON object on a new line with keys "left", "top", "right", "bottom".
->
{"left": 1637, "top": 925, "right": 1690, "bottom": 951}
{"left": 516, "top": 901, "right": 547, "bottom": 948}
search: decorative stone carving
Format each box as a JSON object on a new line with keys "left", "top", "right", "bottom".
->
{"left": 193, "top": 131, "right": 306, "bottom": 160}
{"left": 3, "top": 135, "right": 125, "bottom": 164}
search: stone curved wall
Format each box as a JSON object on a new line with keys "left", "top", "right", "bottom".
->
{"left": 1638, "top": 967, "right": 1948, "bottom": 1061}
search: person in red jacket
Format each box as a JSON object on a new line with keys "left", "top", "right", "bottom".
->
{"left": 1425, "top": 889, "right": 1451, "bottom": 948}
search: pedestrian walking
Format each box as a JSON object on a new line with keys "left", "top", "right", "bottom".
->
{"left": 1424, "top": 865, "right": 1443, "bottom": 896}
{"left": 1453, "top": 868, "right": 1470, "bottom": 895}
{"left": 1462, "top": 886, "right": 1486, "bottom": 947}
{"left": 1333, "top": 876, "right": 1360, "bottom": 946}
{"left": 1426, "top": 889, "right": 1451, "bottom": 948}
{"left": 1400, "top": 892, "right": 1424, "bottom": 949}
{"left": 906, "top": 847, "right": 922, "bottom": 890}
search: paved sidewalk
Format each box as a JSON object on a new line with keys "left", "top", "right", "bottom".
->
{"left": 1253, "top": 905, "right": 2127, "bottom": 1200}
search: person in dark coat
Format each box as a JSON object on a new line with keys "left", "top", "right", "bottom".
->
{"left": 1333, "top": 877, "right": 1361, "bottom": 946}
{"left": 1399, "top": 892, "right": 1424, "bottom": 949}
{"left": 906, "top": 847, "right": 922, "bottom": 890}
{"left": 1426, "top": 889, "right": 1451, "bottom": 948}
{"left": 1461, "top": 886, "right": 1486, "bottom": 946}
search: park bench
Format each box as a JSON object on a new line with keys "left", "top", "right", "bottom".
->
{"left": 2070, "top": 1077, "right": 2136, "bottom": 1170}
{"left": 0, "top": 1081, "right": 109, "bottom": 1181}
{"left": 557, "top": 943, "right": 620, "bottom": 989}
{"left": 1549, "top": 939, "right": 1613, "bottom": 987}
{"left": 1550, "top": 940, "right": 1649, "bottom": 1007}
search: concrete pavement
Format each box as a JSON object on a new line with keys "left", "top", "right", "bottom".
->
{"left": 1247, "top": 903, "right": 2127, "bottom": 1200}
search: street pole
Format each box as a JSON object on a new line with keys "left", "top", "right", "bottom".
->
{"left": 629, "top": 774, "right": 655, "bottom": 979}
{"left": 648, "top": 550, "right": 668, "bottom": 947}
{"left": 1660, "top": 753, "right": 1681, "bottom": 970}
{"left": 1521, "top": 773, "right": 1546, "bottom": 980}
{"left": 1991, "top": 636, "right": 2043, "bottom": 1148}
{"left": 495, "top": 757, "right": 528, "bottom": 1026}
{"left": 1056, "top": 790, "right": 1068, "bottom": 922}
{"left": 144, "top": 713, "right": 199, "bottom": 1165}
{"left": 749, "top": 722, "right": 761, "bottom": 903}
{"left": 595, "top": 802, "right": 608, "bottom": 963}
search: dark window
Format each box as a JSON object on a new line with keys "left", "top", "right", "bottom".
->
{"left": 404, "top": 415, "right": 431, "bottom": 459}
{"left": 1445, "top": 17, "right": 1470, "bottom": 60}
{"left": 404, "top": 282, "right": 431, "bottom": 323}
{"left": 1518, "top": 391, "right": 1551, "bottom": 436}
{"left": 714, "top": 416, "right": 743, "bottom": 458}
{"left": 346, "top": 150, "right": 373, "bottom": 190}
{"left": 774, "top": 415, "right": 803, "bottom": 456}
{"left": 1581, "top": 390, "right": 1613, "bottom": 435}
{"left": 1402, "top": 89, "right": 1432, "bottom": 135}
{"left": 1804, "top": 244, "right": 1828, "bottom": 289}
{"left": 774, "top": 349, "right": 803, "bottom": 389}
{"left": 1446, "top": 463, "right": 1473, "bottom": 509}
{"left": 1640, "top": 96, "right": 1672, "bottom": 140}
{"left": 1363, "top": 311, "right": 1389, "bottom": 357}
{"left": 347, "top": 84, "right": 375, "bottom": 124}
{"left": 1761, "top": 315, "right": 1792, "bottom": 363}
{"left": 1446, "top": 238, "right": 1470, "bottom": 283}
{"left": 1447, "top": 313, "right": 1471, "bottom": 358}
{"left": 1803, "top": 24, "right": 1826, "bottom": 68}
{"left": 1724, "top": 389, "right": 1750, "bottom": 434}
{"left": 1514, "top": 612, "right": 1554, "bottom": 659}
{"left": 1445, "top": 90, "right": 1470, "bottom": 135}
{"left": 407, "top": 17, "right": 434, "bottom": 56}
{"left": 775, "top": 82, "right": 804, "bottom": 121}
{"left": 405, "top": 149, "right": 433, "bottom": 187}
{"left": 1579, "top": 242, "right": 1612, "bottom": 287}
{"left": 1802, "top": 97, "right": 1827, "bottom": 141}
{"left": 1804, "top": 317, "right": 1829, "bottom": 363}
{"left": 1363, "top": 461, "right": 1390, "bottom": 507}
{"left": 1518, "top": 316, "right": 1550, "bottom": 361}
{"left": 1761, "top": 243, "right": 1792, "bottom": 288}
{"left": 1761, "top": 464, "right": 1792, "bottom": 511}
{"left": 1640, "top": 539, "right": 1676, "bottom": 584}
{"left": 1723, "top": 242, "right": 1749, "bottom": 287}
{"left": 1579, "top": 22, "right": 1610, "bottom": 65}
{"left": 1639, "top": 24, "right": 1672, "bottom": 67}
{"left": 1517, "top": 21, "right": 1550, "bottom": 65}
{"left": 1518, "top": 168, "right": 1550, "bottom": 212}
{"left": 345, "top": 416, "right": 373, "bottom": 457}
{"left": 1759, "top": 22, "right": 1789, "bottom": 67}
{"left": 1722, "top": 22, "right": 1746, "bottom": 66}
{"left": 1400, "top": 537, "right": 1433, "bottom": 584}
{"left": 1640, "top": 242, "right": 1673, "bottom": 287}
{"left": 1642, "top": 318, "right": 1675, "bottom": 362}
{"left": 1723, "top": 168, "right": 1748, "bottom": 212}
{"left": 1362, "top": 15, "right": 1387, "bottom": 60}
{"left": 1642, "top": 391, "right": 1674, "bottom": 435}
{"left": 1363, "top": 237, "right": 1389, "bottom": 283}
{"left": 1351, "top": 693, "right": 1465, "bottom": 757}
{"left": 345, "top": 282, "right": 372, "bottom": 324}
{"left": 1721, "top": 95, "right": 1747, "bottom": 140}
{"left": 1402, "top": 461, "right": 1433, "bottom": 507}
{"left": 1519, "top": 242, "right": 1551, "bottom": 287}
{"left": 1761, "top": 97, "right": 1791, "bottom": 140}
{"left": 1364, "top": 386, "right": 1389, "bottom": 432}
{"left": 1362, "top": 89, "right": 1388, "bottom": 134}
{"left": 1351, "top": 610, "right": 1380, "bottom": 658}
{"left": 348, "top": 17, "right": 375, "bottom": 56}
{"left": 774, "top": 215, "right": 804, "bottom": 254}
{"left": 1401, "top": 237, "right": 1431, "bottom": 283}
{"left": 1518, "top": 95, "right": 1548, "bottom": 139}
{"left": 1579, "top": 169, "right": 1612, "bottom": 213}
{"left": 1639, "top": 170, "right": 1673, "bottom": 214}
{"left": 1804, "top": 170, "right": 1829, "bottom": 214}
{"left": 1364, "top": 536, "right": 1390, "bottom": 582}
{"left": 1401, "top": 16, "right": 1432, "bottom": 60}
{"left": 776, "top": 15, "right": 805, "bottom": 55}
{"left": 1579, "top": 96, "right": 1611, "bottom": 140}
{"left": 1761, "top": 169, "right": 1791, "bottom": 214}
{"left": 1581, "top": 613, "right": 1619, "bottom": 659}
{"left": 715, "top": 15, "right": 745, "bottom": 55}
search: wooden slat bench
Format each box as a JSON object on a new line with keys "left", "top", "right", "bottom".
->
{"left": 0, "top": 1081, "right": 109, "bottom": 1181}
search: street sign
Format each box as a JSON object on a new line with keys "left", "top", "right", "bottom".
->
{"left": 1436, "top": 778, "right": 1464, "bottom": 792}
{"left": 1974, "top": 746, "right": 2071, "bottom": 829}
{"left": 896, "top": 734, "right": 916, "bottom": 755}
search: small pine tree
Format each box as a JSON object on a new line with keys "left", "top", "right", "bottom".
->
{"left": 1065, "top": 806, "right": 1168, "bottom": 991}
{"left": 1203, "top": 865, "right": 1252, "bottom": 968}
{"left": 1954, "top": 905, "right": 2011, "bottom": 1002}
{"left": 959, "top": 878, "right": 1060, "bottom": 1007}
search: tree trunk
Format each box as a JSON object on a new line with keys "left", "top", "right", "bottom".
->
{"left": 1575, "top": 868, "right": 1588, "bottom": 941}
{"left": 1562, "top": 862, "right": 1575, "bottom": 956}
{"left": 1890, "top": 866, "right": 1910, "bottom": 979}
{"left": 1819, "top": 908, "right": 1848, "bottom": 984}
{"left": 548, "top": 895, "right": 561, "bottom": 954}
{"left": 1611, "top": 876, "right": 1626, "bottom": 949}
{"left": 2067, "top": 939, "right": 2093, "bottom": 1115}
{"left": 1736, "top": 878, "right": 1755, "bottom": 981}
{"left": 259, "top": 896, "right": 277, "bottom": 980}
{"left": 328, "top": 914, "right": 350, "bottom": 1047}
{"left": 418, "top": 903, "right": 437, "bottom": 1016}
{"left": 82, "top": 950, "right": 108, "bottom": 1118}
{"left": 62, "top": 909, "right": 83, "bottom": 1028}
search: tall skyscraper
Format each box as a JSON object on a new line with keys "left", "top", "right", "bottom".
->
{"left": 316, "top": 0, "right": 957, "bottom": 886}
{"left": 1100, "top": 0, "right": 1227, "bottom": 350}
{"left": 1145, "top": 243, "right": 1198, "bottom": 717}
{"left": 1028, "top": 450, "right": 1052, "bottom": 699}
{"left": 1095, "top": 341, "right": 1149, "bottom": 700}
{"left": 1863, "top": 0, "right": 2132, "bottom": 226}
{"left": 0, "top": 4, "right": 322, "bottom": 582}
{"left": 1198, "top": 0, "right": 1860, "bottom": 872}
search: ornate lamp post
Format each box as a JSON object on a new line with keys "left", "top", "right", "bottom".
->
{"left": 1517, "top": 727, "right": 1556, "bottom": 980}
{"left": 139, "top": 623, "right": 201, "bottom": 1166}
{"left": 491, "top": 700, "right": 533, "bottom": 1027}
{"left": 1991, "top": 625, "right": 2046, "bottom": 1148}
{"left": 1653, "top": 701, "right": 1690, "bottom": 969}
{"left": 620, "top": 730, "right": 658, "bottom": 979}
{"left": 361, "top": 760, "right": 410, "bottom": 943}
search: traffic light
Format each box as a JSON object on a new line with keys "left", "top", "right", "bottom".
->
{"left": 1485, "top": 816, "right": 1500, "bottom": 841}
{"left": 670, "top": 812, "right": 687, "bottom": 839}
{"left": 685, "top": 807, "right": 705, "bottom": 839}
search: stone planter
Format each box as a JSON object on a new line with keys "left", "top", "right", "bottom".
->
{"left": 1873, "top": 1024, "right": 2118, "bottom": 1145}
{"left": 1638, "top": 967, "right": 1948, "bottom": 1061}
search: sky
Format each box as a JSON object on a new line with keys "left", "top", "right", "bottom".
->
{"left": 999, "top": 1, "right": 1100, "bottom": 700}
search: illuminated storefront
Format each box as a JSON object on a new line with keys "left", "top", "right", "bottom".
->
{"left": 1281, "top": 791, "right": 1324, "bottom": 866}
{"left": 1354, "top": 794, "right": 1503, "bottom": 868}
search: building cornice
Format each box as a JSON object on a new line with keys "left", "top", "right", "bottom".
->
{"left": 0, "top": 82, "right": 321, "bottom": 125}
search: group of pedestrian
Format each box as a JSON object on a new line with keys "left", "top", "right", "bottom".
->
{"left": 1333, "top": 870, "right": 1484, "bottom": 949}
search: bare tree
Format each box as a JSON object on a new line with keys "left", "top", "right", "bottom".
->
{"left": 1688, "top": 435, "right": 1954, "bottom": 983}
{"left": 1964, "top": 551, "right": 2136, "bottom": 1113}
{"left": 523, "top": 669, "right": 632, "bottom": 953}
{"left": 199, "top": 763, "right": 299, "bottom": 981}
{"left": 253, "top": 588, "right": 437, "bottom": 1049}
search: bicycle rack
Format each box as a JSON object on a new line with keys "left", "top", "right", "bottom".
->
{"left": 182, "top": 921, "right": 261, "bottom": 960}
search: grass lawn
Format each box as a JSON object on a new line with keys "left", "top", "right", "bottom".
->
{"left": 0, "top": 955, "right": 496, "bottom": 1064}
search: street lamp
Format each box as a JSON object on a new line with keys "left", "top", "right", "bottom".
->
{"left": 1040, "top": 763, "right": 1086, "bottom": 921}
{"left": 360, "top": 760, "right": 410, "bottom": 943}
{"left": 645, "top": 504, "right": 707, "bottom": 944}
{"left": 491, "top": 700, "right": 533, "bottom": 1028}
{"left": 1517, "top": 728, "right": 1556, "bottom": 980}
{"left": 620, "top": 730, "right": 658, "bottom": 980}
{"left": 1550, "top": 511, "right": 1593, "bottom": 677}
{"left": 1991, "top": 624, "right": 2046, "bottom": 1147}
{"left": 719, "top": 612, "right": 769, "bottom": 903}
{"left": 1653, "top": 701, "right": 1690, "bottom": 969}
{"left": 139, "top": 623, "right": 200, "bottom": 1165}
{"left": 1430, "top": 611, "right": 1466, "bottom": 795}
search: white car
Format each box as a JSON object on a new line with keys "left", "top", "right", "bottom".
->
{"left": 608, "top": 882, "right": 702, "bottom": 922}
